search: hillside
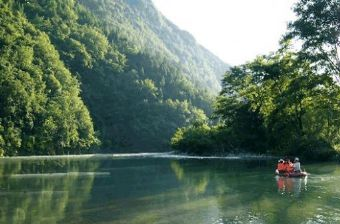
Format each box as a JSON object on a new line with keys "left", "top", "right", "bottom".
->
{"left": 80, "top": 0, "right": 228, "bottom": 92}
{"left": 0, "top": 3, "right": 98, "bottom": 156}
{"left": 0, "top": 0, "right": 228, "bottom": 155}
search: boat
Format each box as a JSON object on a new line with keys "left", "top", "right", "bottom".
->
{"left": 275, "top": 169, "right": 308, "bottom": 177}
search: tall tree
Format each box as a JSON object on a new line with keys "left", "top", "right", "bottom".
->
{"left": 287, "top": 0, "right": 340, "bottom": 76}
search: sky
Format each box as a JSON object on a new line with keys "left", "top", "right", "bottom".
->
{"left": 152, "top": 0, "right": 297, "bottom": 65}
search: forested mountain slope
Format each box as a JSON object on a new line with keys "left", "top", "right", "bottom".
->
{"left": 0, "top": 0, "right": 227, "bottom": 155}
{"left": 80, "top": 0, "right": 228, "bottom": 92}
{"left": 0, "top": 4, "right": 98, "bottom": 156}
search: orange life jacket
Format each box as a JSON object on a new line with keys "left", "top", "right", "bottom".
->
{"left": 282, "top": 162, "right": 292, "bottom": 172}
{"left": 285, "top": 162, "right": 294, "bottom": 172}
{"left": 277, "top": 163, "right": 285, "bottom": 171}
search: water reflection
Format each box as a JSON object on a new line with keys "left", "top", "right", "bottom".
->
{"left": 1, "top": 157, "right": 340, "bottom": 224}
{"left": 170, "top": 160, "right": 209, "bottom": 195}
{"left": 275, "top": 176, "right": 308, "bottom": 196}
{"left": 0, "top": 158, "right": 101, "bottom": 224}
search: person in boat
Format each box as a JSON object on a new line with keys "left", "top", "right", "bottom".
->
{"left": 283, "top": 158, "right": 294, "bottom": 173}
{"left": 277, "top": 159, "right": 285, "bottom": 174}
{"left": 293, "top": 157, "right": 301, "bottom": 173}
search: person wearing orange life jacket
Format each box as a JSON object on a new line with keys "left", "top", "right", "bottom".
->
{"left": 283, "top": 158, "right": 294, "bottom": 173}
{"left": 277, "top": 159, "right": 285, "bottom": 174}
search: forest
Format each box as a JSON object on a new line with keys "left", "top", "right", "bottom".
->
{"left": 0, "top": 0, "right": 227, "bottom": 156}
{"left": 1, "top": 0, "right": 340, "bottom": 160}
{"left": 171, "top": 0, "right": 340, "bottom": 160}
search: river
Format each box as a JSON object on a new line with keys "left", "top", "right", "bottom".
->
{"left": 0, "top": 153, "right": 340, "bottom": 224}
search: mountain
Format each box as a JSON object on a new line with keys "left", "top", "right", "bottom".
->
{"left": 79, "top": 0, "right": 228, "bottom": 92}
{"left": 0, "top": 0, "right": 228, "bottom": 155}
{"left": 0, "top": 3, "right": 98, "bottom": 156}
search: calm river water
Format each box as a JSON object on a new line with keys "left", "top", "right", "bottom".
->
{"left": 1, "top": 153, "right": 340, "bottom": 224}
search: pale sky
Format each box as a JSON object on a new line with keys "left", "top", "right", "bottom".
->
{"left": 152, "top": 0, "right": 297, "bottom": 65}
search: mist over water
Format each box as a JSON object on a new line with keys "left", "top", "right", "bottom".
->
{"left": 0, "top": 155, "right": 340, "bottom": 224}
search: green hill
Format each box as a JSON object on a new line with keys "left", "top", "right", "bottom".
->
{"left": 0, "top": 3, "right": 98, "bottom": 156}
{"left": 0, "top": 0, "right": 228, "bottom": 155}
{"left": 79, "top": 0, "right": 228, "bottom": 92}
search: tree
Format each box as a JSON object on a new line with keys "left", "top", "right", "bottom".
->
{"left": 8, "top": 0, "right": 217, "bottom": 153}
{"left": 0, "top": 4, "right": 98, "bottom": 155}
{"left": 287, "top": 0, "right": 340, "bottom": 77}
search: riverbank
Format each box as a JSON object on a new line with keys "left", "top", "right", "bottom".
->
{"left": 0, "top": 152, "right": 277, "bottom": 160}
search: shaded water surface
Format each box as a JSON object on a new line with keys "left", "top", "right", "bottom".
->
{"left": 0, "top": 154, "right": 340, "bottom": 224}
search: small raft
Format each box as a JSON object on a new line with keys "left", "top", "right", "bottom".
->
{"left": 275, "top": 169, "right": 308, "bottom": 177}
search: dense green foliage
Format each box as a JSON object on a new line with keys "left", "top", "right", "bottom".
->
{"left": 172, "top": 0, "right": 340, "bottom": 159}
{"left": 287, "top": 0, "right": 340, "bottom": 75}
{"left": 173, "top": 48, "right": 340, "bottom": 159}
{"left": 79, "top": 0, "right": 227, "bottom": 92}
{"left": 0, "top": 0, "right": 227, "bottom": 155}
{"left": 0, "top": 3, "right": 98, "bottom": 156}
